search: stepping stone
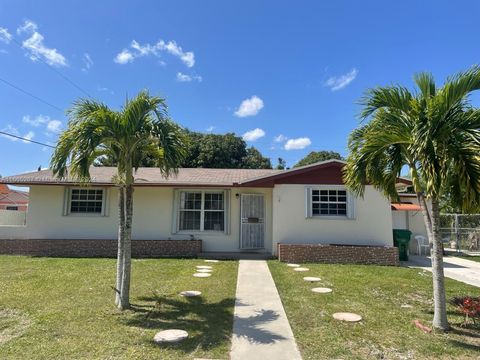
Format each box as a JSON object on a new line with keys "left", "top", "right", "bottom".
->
{"left": 153, "top": 329, "right": 188, "bottom": 344}
{"left": 179, "top": 290, "right": 202, "bottom": 297}
{"left": 204, "top": 260, "right": 219, "bottom": 263}
{"left": 193, "top": 273, "right": 211, "bottom": 278}
{"left": 287, "top": 263, "right": 300, "bottom": 267}
{"left": 333, "top": 312, "right": 362, "bottom": 322}
{"left": 311, "top": 287, "right": 333, "bottom": 294}
{"left": 196, "top": 265, "right": 213, "bottom": 269}
{"left": 303, "top": 276, "right": 321, "bottom": 282}
{"left": 197, "top": 269, "right": 212, "bottom": 273}
{"left": 293, "top": 267, "right": 309, "bottom": 272}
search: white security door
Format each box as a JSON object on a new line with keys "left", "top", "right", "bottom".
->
{"left": 240, "top": 194, "right": 265, "bottom": 249}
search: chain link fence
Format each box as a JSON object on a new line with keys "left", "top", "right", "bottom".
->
{"left": 440, "top": 214, "right": 480, "bottom": 254}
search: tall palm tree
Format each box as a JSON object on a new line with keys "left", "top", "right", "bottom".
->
{"left": 51, "top": 90, "right": 186, "bottom": 310}
{"left": 344, "top": 66, "right": 480, "bottom": 330}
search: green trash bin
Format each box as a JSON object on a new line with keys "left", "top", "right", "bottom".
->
{"left": 393, "top": 229, "right": 412, "bottom": 261}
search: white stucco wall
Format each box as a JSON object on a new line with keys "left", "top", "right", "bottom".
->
{"left": 271, "top": 184, "right": 394, "bottom": 254}
{"left": 395, "top": 196, "right": 429, "bottom": 254}
{"left": 0, "top": 185, "right": 273, "bottom": 253}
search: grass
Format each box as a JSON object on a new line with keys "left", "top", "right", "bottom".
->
{"left": 0, "top": 255, "right": 237, "bottom": 360}
{"left": 449, "top": 254, "right": 480, "bottom": 263}
{"left": 269, "top": 261, "right": 480, "bottom": 360}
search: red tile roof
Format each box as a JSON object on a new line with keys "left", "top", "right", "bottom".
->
{"left": 0, "top": 185, "right": 29, "bottom": 205}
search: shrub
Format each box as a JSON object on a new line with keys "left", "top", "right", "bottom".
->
{"left": 450, "top": 296, "right": 480, "bottom": 325}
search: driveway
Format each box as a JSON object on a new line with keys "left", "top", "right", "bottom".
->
{"left": 405, "top": 255, "right": 480, "bottom": 287}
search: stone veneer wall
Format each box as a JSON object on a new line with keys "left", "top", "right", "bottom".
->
{"left": 278, "top": 243, "right": 399, "bottom": 266}
{"left": 0, "top": 239, "right": 202, "bottom": 258}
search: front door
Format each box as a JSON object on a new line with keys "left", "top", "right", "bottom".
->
{"left": 240, "top": 194, "right": 265, "bottom": 249}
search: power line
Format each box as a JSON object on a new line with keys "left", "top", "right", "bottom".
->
{"left": 0, "top": 76, "right": 64, "bottom": 113}
{"left": 0, "top": 131, "right": 55, "bottom": 148}
{"left": 11, "top": 37, "right": 93, "bottom": 99}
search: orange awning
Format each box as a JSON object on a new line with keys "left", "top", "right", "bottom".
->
{"left": 391, "top": 203, "right": 422, "bottom": 211}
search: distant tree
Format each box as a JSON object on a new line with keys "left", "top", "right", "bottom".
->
{"left": 242, "top": 147, "right": 272, "bottom": 169}
{"left": 182, "top": 131, "right": 248, "bottom": 168}
{"left": 97, "top": 129, "right": 272, "bottom": 169}
{"left": 276, "top": 157, "right": 287, "bottom": 170}
{"left": 294, "top": 151, "right": 343, "bottom": 167}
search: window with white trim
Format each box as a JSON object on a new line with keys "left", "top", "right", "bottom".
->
{"left": 68, "top": 188, "right": 106, "bottom": 215}
{"left": 306, "top": 186, "right": 355, "bottom": 219}
{"left": 312, "top": 189, "right": 347, "bottom": 216}
{"left": 178, "top": 191, "right": 225, "bottom": 231}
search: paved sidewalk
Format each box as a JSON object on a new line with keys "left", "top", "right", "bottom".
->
{"left": 405, "top": 255, "right": 480, "bottom": 287}
{"left": 230, "top": 260, "right": 302, "bottom": 360}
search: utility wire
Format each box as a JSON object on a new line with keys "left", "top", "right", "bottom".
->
{"left": 11, "top": 37, "right": 93, "bottom": 99}
{"left": 0, "top": 131, "right": 56, "bottom": 148}
{"left": 0, "top": 76, "right": 64, "bottom": 113}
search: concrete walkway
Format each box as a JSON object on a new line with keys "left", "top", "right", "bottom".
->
{"left": 230, "top": 260, "right": 302, "bottom": 360}
{"left": 405, "top": 255, "right": 480, "bottom": 287}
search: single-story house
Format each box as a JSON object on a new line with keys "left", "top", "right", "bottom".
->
{"left": 0, "top": 160, "right": 427, "bottom": 265}
{"left": 0, "top": 184, "right": 29, "bottom": 211}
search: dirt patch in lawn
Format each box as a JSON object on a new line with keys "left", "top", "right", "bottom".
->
{"left": 0, "top": 308, "right": 32, "bottom": 345}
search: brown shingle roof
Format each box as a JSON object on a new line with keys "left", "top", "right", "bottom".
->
{"left": 0, "top": 167, "right": 283, "bottom": 187}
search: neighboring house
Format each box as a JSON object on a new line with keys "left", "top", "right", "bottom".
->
{"left": 0, "top": 160, "right": 427, "bottom": 264}
{"left": 0, "top": 184, "right": 29, "bottom": 211}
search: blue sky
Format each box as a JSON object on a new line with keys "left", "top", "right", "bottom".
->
{"left": 1, "top": 0, "right": 480, "bottom": 176}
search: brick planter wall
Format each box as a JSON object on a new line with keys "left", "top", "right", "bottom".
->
{"left": 0, "top": 239, "right": 202, "bottom": 258}
{"left": 277, "top": 243, "right": 399, "bottom": 266}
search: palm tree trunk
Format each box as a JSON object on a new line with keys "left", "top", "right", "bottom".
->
{"left": 416, "top": 192, "right": 433, "bottom": 240}
{"left": 430, "top": 198, "right": 449, "bottom": 330}
{"left": 115, "top": 186, "right": 125, "bottom": 306}
{"left": 119, "top": 180, "right": 133, "bottom": 310}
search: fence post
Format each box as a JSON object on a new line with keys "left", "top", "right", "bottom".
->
{"left": 454, "top": 214, "right": 460, "bottom": 252}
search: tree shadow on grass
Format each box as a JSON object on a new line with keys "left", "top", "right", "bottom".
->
{"left": 121, "top": 293, "right": 235, "bottom": 354}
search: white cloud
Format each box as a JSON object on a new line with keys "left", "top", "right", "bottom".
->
{"left": 22, "top": 114, "right": 49, "bottom": 127}
{"left": 82, "top": 53, "right": 93, "bottom": 72}
{"left": 234, "top": 96, "right": 264, "bottom": 118}
{"left": 114, "top": 39, "right": 195, "bottom": 67}
{"left": 163, "top": 40, "right": 194, "bottom": 67}
{"left": 22, "top": 114, "right": 62, "bottom": 134}
{"left": 274, "top": 134, "right": 287, "bottom": 143}
{"left": 17, "top": 20, "right": 67, "bottom": 67}
{"left": 46, "top": 119, "right": 62, "bottom": 133}
{"left": 324, "top": 68, "right": 358, "bottom": 91}
{"left": 242, "top": 128, "right": 265, "bottom": 142}
{"left": 176, "top": 72, "right": 202, "bottom": 82}
{"left": 206, "top": 126, "right": 215, "bottom": 132}
{"left": 97, "top": 86, "right": 114, "bottom": 94}
{"left": 17, "top": 20, "right": 37, "bottom": 34}
{"left": 0, "top": 125, "right": 35, "bottom": 144}
{"left": 114, "top": 49, "right": 134, "bottom": 64}
{"left": 284, "top": 137, "right": 311, "bottom": 150}
{"left": 0, "top": 27, "right": 12, "bottom": 43}
{"left": 23, "top": 131, "right": 35, "bottom": 143}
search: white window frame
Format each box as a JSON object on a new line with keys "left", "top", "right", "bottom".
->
{"left": 305, "top": 185, "right": 355, "bottom": 220}
{"left": 173, "top": 189, "right": 230, "bottom": 234}
{"left": 63, "top": 187, "right": 109, "bottom": 217}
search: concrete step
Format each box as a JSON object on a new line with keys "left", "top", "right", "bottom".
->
{"left": 199, "top": 251, "right": 274, "bottom": 260}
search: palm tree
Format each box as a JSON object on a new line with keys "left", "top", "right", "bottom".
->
{"left": 51, "top": 90, "right": 186, "bottom": 310}
{"left": 344, "top": 66, "right": 480, "bottom": 330}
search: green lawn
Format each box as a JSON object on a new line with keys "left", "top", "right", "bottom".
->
{"left": 449, "top": 254, "right": 480, "bottom": 263}
{"left": 269, "top": 261, "right": 480, "bottom": 360}
{"left": 0, "top": 256, "right": 237, "bottom": 360}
